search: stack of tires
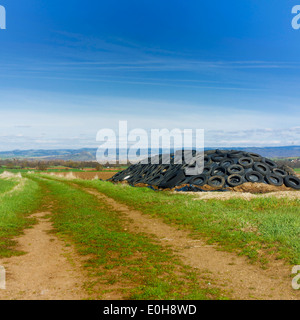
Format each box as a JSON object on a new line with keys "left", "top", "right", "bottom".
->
{"left": 109, "top": 150, "right": 300, "bottom": 191}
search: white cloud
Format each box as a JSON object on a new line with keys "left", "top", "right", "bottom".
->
{"left": 0, "top": 90, "right": 299, "bottom": 150}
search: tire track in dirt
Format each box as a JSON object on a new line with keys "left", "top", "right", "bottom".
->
{"left": 84, "top": 187, "right": 300, "bottom": 300}
{"left": 0, "top": 211, "right": 88, "bottom": 300}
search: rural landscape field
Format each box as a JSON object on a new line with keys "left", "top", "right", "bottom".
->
{"left": 1, "top": 1, "right": 300, "bottom": 309}
{"left": 0, "top": 158, "right": 299, "bottom": 300}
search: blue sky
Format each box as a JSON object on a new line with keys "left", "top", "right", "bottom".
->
{"left": 0, "top": 0, "right": 300, "bottom": 150}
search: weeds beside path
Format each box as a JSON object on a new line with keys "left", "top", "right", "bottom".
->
{"left": 36, "top": 175, "right": 300, "bottom": 299}
{"left": 2, "top": 173, "right": 299, "bottom": 300}
{"left": 0, "top": 210, "right": 88, "bottom": 300}
{"left": 30, "top": 175, "right": 224, "bottom": 300}
{"left": 80, "top": 185, "right": 299, "bottom": 300}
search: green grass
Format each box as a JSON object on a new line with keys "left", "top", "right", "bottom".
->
{"left": 68, "top": 179, "right": 300, "bottom": 266}
{"left": 0, "top": 177, "right": 42, "bottom": 257}
{"left": 295, "top": 168, "right": 300, "bottom": 173}
{"left": 29, "top": 174, "right": 225, "bottom": 300}
{"left": 0, "top": 168, "right": 31, "bottom": 174}
{"left": 0, "top": 167, "right": 122, "bottom": 174}
{"left": 0, "top": 178, "right": 19, "bottom": 194}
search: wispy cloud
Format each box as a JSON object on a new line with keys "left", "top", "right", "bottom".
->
{"left": 0, "top": 90, "right": 299, "bottom": 150}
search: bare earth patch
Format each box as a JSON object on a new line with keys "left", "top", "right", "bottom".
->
{"left": 0, "top": 211, "right": 88, "bottom": 300}
{"left": 45, "top": 172, "right": 115, "bottom": 180}
{"left": 85, "top": 188, "right": 300, "bottom": 300}
{"left": 186, "top": 190, "right": 300, "bottom": 201}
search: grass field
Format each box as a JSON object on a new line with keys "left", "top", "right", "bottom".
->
{"left": 1, "top": 171, "right": 299, "bottom": 299}
{"left": 0, "top": 178, "right": 19, "bottom": 194}
{"left": 71, "top": 179, "right": 300, "bottom": 266}
{"left": 0, "top": 167, "right": 122, "bottom": 174}
{"left": 24, "top": 174, "right": 224, "bottom": 299}
{"left": 0, "top": 175, "right": 41, "bottom": 257}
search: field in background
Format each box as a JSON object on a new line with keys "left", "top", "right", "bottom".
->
{"left": 0, "top": 173, "right": 41, "bottom": 257}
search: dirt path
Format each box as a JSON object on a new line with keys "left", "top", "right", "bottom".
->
{"left": 0, "top": 211, "right": 87, "bottom": 300}
{"left": 85, "top": 188, "right": 300, "bottom": 300}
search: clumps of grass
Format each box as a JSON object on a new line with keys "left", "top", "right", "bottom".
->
{"left": 73, "top": 180, "right": 300, "bottom": 266}
{"left": 0, "top": 178, "right": 19, "bottom": 194}
{"left": 0, "top": 178, "right": 42, "bottom": 257}
{"left": 36, "top": 176, "right": 225, "bottom": 300}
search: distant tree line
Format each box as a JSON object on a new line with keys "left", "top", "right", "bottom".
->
{"left": 0, "top": 159, "right": 125, "bottom": 171}
{"left": 1, "top": 158, "right": 298, "bottom": 171}
{"left": 275, "top": 159, "right": 300, "bottom": 169}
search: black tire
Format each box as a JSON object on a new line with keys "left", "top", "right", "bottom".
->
{"left": 265, "top": 173, "right": 283, "bottom": 186}
{"left": 227, "top": 174, "right": 244, "bottom": 187}
{"left": 110, "top": 171, "right": 122, "bottom": 180}
{"left": 220, "top": 158, "right": 234, "bottom": 168}
{"left": 281, "top": 165, "right": 296, "bottom": 176}
{"left": 227, "top": 164, "right": 245, "bottom": 176}
{"left": 131, "top": 175, "right": 146, "bottom": 184}
{"left": 245, "top": 171, "right": 264, "bottom": 183}
{"left": 150, "top": 164, "right": 164, "bottom": 176}
{"left": 202, "top": 165, "right": 213, "bottom": 176}
{"left": 228, "top": 150, "right": 244, "bottom": 158}
{"left": 238, "top": 157, "right": 254, "bottom": 169}
{"left": 216, "top": 149, "right": 228, "bottom": 155}
{"left": 145, "top": 174, "right": 164, "bottom": 186}
{"left": 189, "top": 174, "right": 208, "bottom": 186}
{"left": 121, "top": 173, "right": 134, "bottom": 181}
{"left": 211, "top": 154, "right": 226, "bottom": 162}
{"left": 207, "top": 176, "right": 225, "bottom": 189}
{"left": 272, "top": 168, "right": 288, "bottom": 178}
{"left": 205, "top": 149, "right": 217, "bottom": 155}
{"left": 284, "top": 175, "right": 300, "bottom": 190}
{"left": 262, "top": 158, "right": 278, "bottom": 169}
{"left": 211, "top": 166, "right": 227, "bottom": 176}
{"left": 204, "top": 156, "right": 212, "bottom": 165}
{"left": 246, "top": 152, "right": 262, "bottom": 162}
{"left": 160, "top": 164, "right": 172, "bottom": 174}
{"left": 253, "top": 162, "right": 270, "bottom": 176}
{"left": 158, "top": 169, "right": 186, "bottom": 189}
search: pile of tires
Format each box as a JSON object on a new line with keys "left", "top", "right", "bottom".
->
{"left": 109, "top": 150, "right": 300, "bottom": 191}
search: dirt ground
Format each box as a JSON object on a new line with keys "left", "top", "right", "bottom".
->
{"left": 46, "top": 171, "right": 115, "bottom": 180}
{"left": 0, "top": 211, "right": 88, "bottom": 300}
{"left": 174, "top": 182, "right": 300, "bottom": 200}
{"left": 84, "top": 187, "right": 300, "bottom": 300}
{"left": 189, "top": 190, "right": 300, "bottom": 201}
{"left": 2, "top": 170, "right": 299, "bottom": 300}
{"left": 47, "top": 171, "right": 300, "bottom": 200}
{"left": 1, "top": 183, "right": 299, "bottom": 300}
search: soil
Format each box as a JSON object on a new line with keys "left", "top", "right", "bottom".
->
{"left": 173, "top": 182, "right": 297, "bottom": 193}
{"left": 45, "top": 171, "right": 115, "bottom": 180}
{"left": 0, "top": 211, "right": 88, "bottom": 300}
{"left": 2, "top": 179, "right": 299, "bottom": 300}
{"left": 84, "top": 187, "right": 300, "bottom": 300}
{"left": 189, "top": 190, "right": 300, "bottom": 201}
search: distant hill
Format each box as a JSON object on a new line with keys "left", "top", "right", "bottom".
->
{"left": 0, "top": 146, "right": 300, "bottom": 161}
{"left": 0, "top": 148, "right": 98, "bottom": 161}
{"left": 205, "top": 146, "right": 300, "bottom": 158}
